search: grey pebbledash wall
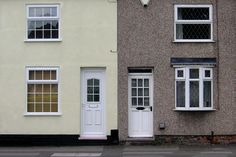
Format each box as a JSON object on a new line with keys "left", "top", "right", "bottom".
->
{"left": 118, "top": 0, "right": 236, "bottom": 142}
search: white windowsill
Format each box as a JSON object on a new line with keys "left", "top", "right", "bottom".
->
{"left": 24, "top": 112, "right": 62, "bottom": 116}
{"left": 24, "top": 39, "right": 62, "bottom": 42}
{"left": 173, "top": 40, "right": 215, "bottom": 43}
{"left": 174, "top": 108, "right": 216, "bottom": 112}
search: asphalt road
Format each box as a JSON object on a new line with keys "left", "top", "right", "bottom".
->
{"left": 0, "top": 145, "right": 235, "bottom": 157}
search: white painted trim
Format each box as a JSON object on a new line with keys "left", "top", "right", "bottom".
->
{"left": 80, "top": 68, "right": 106, "bottom": 138}
{"left": 25, "top": 4, "right": 61, "bottom": 41}
{"left": 174, "top": 4, "right": 213, "bottom": 42}
{"left": 25, "top": 66, "right": 61, "bottom": 115}
{"left": 128, "top": 73, "right": 153, "bottom": 138}
{"left": 175, "top": 66, "right": 214, "bottom": 111}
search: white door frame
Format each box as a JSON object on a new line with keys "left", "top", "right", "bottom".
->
{"left": 128, "top": 72, "right": 153, "bottom": 138}
{"left": 80, "top": 68, "right": 106, "bottom": 139}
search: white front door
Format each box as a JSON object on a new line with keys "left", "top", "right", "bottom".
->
{"left": 128, "top": 74, "right": 153, "bottom": 137}
{"left": 81, "top": 69, "right": 106, "bottom": 139}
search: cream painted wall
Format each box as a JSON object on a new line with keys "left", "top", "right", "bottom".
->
{"left": 0, "top": 0, "right": 117, "bottom": 135}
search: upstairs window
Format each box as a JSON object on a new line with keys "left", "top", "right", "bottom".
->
{"left": 174, "top": 5, "right": 213, "bottom": 42}
{"left": 27, "top": 5, "right": 60, "bottom": 41}
{"left": 175, "top": 67, "right": 213, "bottom": 111}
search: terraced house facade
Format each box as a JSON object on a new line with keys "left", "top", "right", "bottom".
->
{"left": 0, "top": 0, "right": 117, "bottom": 145}
{"left": 118, "top": 0, "right": 236, "bottom": 144}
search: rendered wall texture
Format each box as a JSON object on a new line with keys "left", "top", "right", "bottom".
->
{"left": 118, "top": 0, "right": 235, "bottom": 140}
{"left": 0, "top": 0, "right": 117, "bottom": 135}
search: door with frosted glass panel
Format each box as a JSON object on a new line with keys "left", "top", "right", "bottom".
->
{"left": 81, "top": 69, "right": 105, "bottom": 138}
{"left": 128, "top": 74, "right": 153, "bottom": 137}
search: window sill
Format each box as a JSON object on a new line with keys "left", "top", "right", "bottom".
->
{"left": 24, "top": 112, "right": 62, "bottom": 116}
{"left": 173, "top": 40, "right": 215, "bottom": 43}
{"left": 174, "top": 108, "right": 216, "bottom": 112}
{"left": 24, "top": 39, "right": 62, "bottom": 42}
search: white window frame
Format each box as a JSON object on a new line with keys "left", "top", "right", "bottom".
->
{"left": 174, "top": 5, "right": 213, "bottom": 42}
{"left": 25, "top": 4, "right": 61, "bottom": 42}
{"left": 25, "top": 67, "right": 61, "bottom": 116}
{"left": 175, "top": 66, "right": 214, "bottom": 111}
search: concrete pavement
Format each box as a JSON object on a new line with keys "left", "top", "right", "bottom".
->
{"left": 0, "top": 145, "right": 235, "bottom": 157}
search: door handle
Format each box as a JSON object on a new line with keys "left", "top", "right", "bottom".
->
{"left": 150, "top": 106, "right": 152, "bottom": 111}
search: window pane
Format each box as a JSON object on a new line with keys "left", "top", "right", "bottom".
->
{"left": 144, "top": 98, "right": 149, "bottom": 106}
{"left": 132, "top": 98, "right": 137, "bottom": 106}
{"left": 35, "top": 94, "right": 43, "bottom": 102}
{"left": 27, "top": 94, "right": 35, "bottom": 102}
{"left": 28, "top": 84, "right": 35, "bottom": 93}
{"left": 51, "top": 94, "right": 58, "bottom": 102}
{"left": 43, "top": 7, "right": 51, "bottom": 17}
{"left": 177, "top": 70, "right": 184, "bottom": 77}
{"left": 43, "top": 94, "right": 50, "bottom": 102}
{"left": 28, "top": 30, "right": 35, "bottom": 39}
{"left": 28, "top": 103, "right": 34, "bottom": 112}
{"left": 29, "top": 8, "right": 35, "bottom": 17}
{"left": 132, "top": 88, "right": 137, "bottom": 96}
{"left": 144, "top": 88, "right": 149, "bottom": 96}
{"left": 204, "top": 81, "right": 212, "bottom": 107}
{"left": 51, "top": 7, "right": 57, "bottom": 16}
{"left": 176, "top": 24, "right": 211, "bottom": 39}
{"left": 94, "top": 95, "right": 100, "bottom": 102}
{"left": 138, "top": 79, "right": 143, "bottom": 87}
{"left": 36, "top": 84, "right": 42, "bottom": 92}
{"left": 132, "top": 79, "right": 137, "bottom": 87}
{"left": 94, "top": 79, "right": 99, "bottom": 86}
{"left": 176, "top": 81, "right": 185, "bottom": 107}
{"left": 87, "top": 87, "right": 93, "bottom": 94}
{"left": 190, "top": 81, "right": 199, "bottom": 107}
{"left": 35, "top": 71, "right": 43, "bottom": 80}
{"left": 144, "top": 79, "right": 149, "bottom": 87}
{"left": 43, "top": 71, "right": 51, "bottom": 80}
{"left": 35, "top": 103, "right": 43, "bottom": 112}
{"left": 190, "top": 69, "right": 199, "bottom": 79}
{"left": 138, "top": 98, "right": 143, "bottom": 106}
{"left": 51, "top": 103, "right": 58, "bottom": 112}
{"left": 138, "top": 88, "right": 143, "bottom": 96}
{"left": 51, "top": 70, "right": 57, "bottom": 80}
{"left": 51, "top": 84, "right": 58, "bottom": 93}
{"left": 52, "top": 30, "right": 58, "bottom": 38}
{"left": 36, "top": 21, "right": 43, "bottom": 29}
{"left": 43, "top": 84, "right": 50, "bottom": 93}
{"left": 36, "top": 7, "right": 43, "bottom": 17}
{"left": 178, "top": 7, "right": 209, "bottom": 20}
{"left": 205, "top": 70, "right": 211, "bottom": 78}
{"left": 29, "top": 71, "right": 35, "bottom": 80}
{"left": 43, "top": 103, "right": 50, "bottom": 112}
{"left": 87, "top": 95, "right": 93, "bottom": 102}
{"left": 28, "top": 21, "right": 35, "bottom": 29}
{"left": 52, "top": 21, "right": 59, "bottom": 29}
{"left": 36, "top": 30, "right": 43, "bottom": 39}
{"left": 43, "top": 21, "right": 51, "bottom": 29}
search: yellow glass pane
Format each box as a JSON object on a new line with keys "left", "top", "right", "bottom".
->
{"left": 51, "top": 70, "right": 57, "bottom": 80}
{"left": 27, "top": 103, "right": 34, "bottom": 112}
{"left": 43, "top": 103, "right": 50, "bottom": 112}
{"left": 43, "top": 94, "right": 50, "bottom": 102}
{"left": 29, "top": 71, "right": 35, "bottom": 80}
{"left": 51, "top": 103, "right": 58, "bottom": 112}
{"left": 36, "top": 84, "right": 42, "bottom": 92}
{"left": 35, "top": 103, "right": 42, "bottom": 112}
{"left": 27, "top": 84, "right": 35, "bottom": 93}
{"left": 35, "top": 94, "right": 43, "bottom": 102}
{"left": 51, "top": 94, "right": 58, "bottom": 102}
{"left": 51, "top": 84, "right": 58, "bottom": 93}
{"left": 43, "top": 84, "right": 50, "bottom": 93}
{"left": 27, "top": 94, "right": 34, "bottom": 102}
{"left": 35, "top": 70, "right": 42, "bottom": 80}
{"left": 43, "top": 71, "right": 50, "bottom": 80}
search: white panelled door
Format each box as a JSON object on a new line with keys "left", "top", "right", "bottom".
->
{"left": 128, "top": 74, "right": 153, "bottom": 137}
{"left": 81, "top": 69, "right": 106, "bottom": 139}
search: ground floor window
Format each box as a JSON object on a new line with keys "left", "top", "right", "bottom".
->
{"left": 26, "top": 67, "right": 59, "bottom": 113}
{"left": 175, "top": 67, "right": 213, "bottom": 110}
